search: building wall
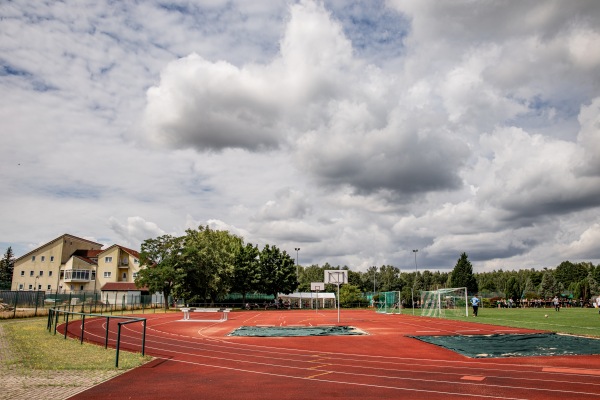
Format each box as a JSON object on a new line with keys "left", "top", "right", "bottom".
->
{"left": 95, "top": 247, "right": 142, "bottom": 292}
{"left": 11, "top": 237, "right": 67, "bottom": 291}
{"left": 10, "top": 235, "right": 142, "bottom": 294}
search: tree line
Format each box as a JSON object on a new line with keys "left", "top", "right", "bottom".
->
{"left": 2, "top": 230, "right": 599, "bottom": 306}
{"left": 135, "top": 226, "right": 297, "bottom": 308}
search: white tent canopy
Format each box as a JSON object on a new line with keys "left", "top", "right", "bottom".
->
{"left": 277, "top": 292, "right": 336, "bottom": 309}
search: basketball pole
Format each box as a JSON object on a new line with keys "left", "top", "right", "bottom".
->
{"left": 337, "top": 283, "right": 340, "bottom": 322}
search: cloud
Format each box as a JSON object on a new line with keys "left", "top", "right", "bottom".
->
{"left": 142, "top": 0, "right": 469, "bottom": 198}
{"left": 563, "top": 223, "right": 600, "bottom": 259}
{"left": 108, "top": 216, "right": 166, "bottom": 248}
{"left": 2, "top": 0, "right": 600, "bottom": 273}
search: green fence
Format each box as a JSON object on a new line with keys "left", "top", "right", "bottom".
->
{"left": 1, "top": 290, "right": 167, "bottom": 319}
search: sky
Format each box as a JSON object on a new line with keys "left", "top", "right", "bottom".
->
{"left": 1, "top": 0, "right": 600, "bottom": 273}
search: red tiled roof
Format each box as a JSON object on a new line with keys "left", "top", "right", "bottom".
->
{"left": 98, "top": 244, "right": 141, "bottom": 259}
{"left": 72, "top": 255, "right": 97, "bottom": 265}
{"left": 73, "top": 249, "right": 102, "bottom": 259}
{"left": 101, "top": 282, "right": 147, "bottom": 291}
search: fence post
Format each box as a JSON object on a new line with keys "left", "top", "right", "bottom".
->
{"left": 12, "top": 291, "right": 19, "bottom": 318}
{"left": 80, "top": 315, "right": 85, "bottom": 344}
{"left": 142, "top": 319, "right": 147, "bottom": 356}
{"left": 64, "top": 312, "right": 70, "bottom": 339}
{"left": 34, "top": 290, "right": 39, "bottom": 317}
{"left": 115, "top": 323, "right": 122, "bottom": 368}
{"left": 105, "top": 317, "right": 110, "bottom": 349}
{"left": 47, "top": 309, "right": 53, "bottom": 331}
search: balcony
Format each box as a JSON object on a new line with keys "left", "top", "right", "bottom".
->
{"left": 63, "top": 269, "right": 91, "bottom": 282}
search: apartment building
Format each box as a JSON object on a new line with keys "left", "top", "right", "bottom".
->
{"left": 11, "top": 233, "right": 145, "bottom": 294}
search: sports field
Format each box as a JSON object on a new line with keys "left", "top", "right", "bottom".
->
{"left": 57, "top": 307, "right": 600, "bottom": 400}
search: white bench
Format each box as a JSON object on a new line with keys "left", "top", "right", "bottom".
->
{"left": 180, "top": 307, "right": 231, "bottom": 321}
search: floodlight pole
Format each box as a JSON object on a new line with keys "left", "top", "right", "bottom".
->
{"left": 294, "top": 247, "right": 300, "bottom": 278}
{"left": 412, "top": 249, "right": 418, "bottom": 315}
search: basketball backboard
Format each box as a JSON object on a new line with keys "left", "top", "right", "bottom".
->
{"left": 311, "top": 282, "right": 325, "bottom": 291}
{"left": 324, "top": 270, "right": 348, "bottom": 284}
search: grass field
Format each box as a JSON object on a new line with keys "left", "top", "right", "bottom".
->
{"left": 1, "top": 317, "right": 151, "bottom": 371}
{"left": 444, "top": 306, "right": 600, "bottom": 337}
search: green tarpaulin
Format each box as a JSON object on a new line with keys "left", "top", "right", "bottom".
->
{"left": 411, "top": 333, "right": 600, "bottom": 358}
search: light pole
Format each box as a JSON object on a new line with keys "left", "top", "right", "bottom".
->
{"left": 412, "top": 250, "right": 418, "bottom": 315}
{"left": 294, "top": 248, "right": 300, "bottom": 278}
{"left": 373, "top": 267, "right": 377, "bottom": 293}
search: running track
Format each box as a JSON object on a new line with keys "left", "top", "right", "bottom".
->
{"left": 59, "top": 310, "right": 600, "bottom": 400}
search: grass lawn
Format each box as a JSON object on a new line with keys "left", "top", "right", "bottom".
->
{"left": 446, "top": 306, "right": 600, "bottom": 337}
{"left": 1, "top": 317, "right": 151, "bottom": 371}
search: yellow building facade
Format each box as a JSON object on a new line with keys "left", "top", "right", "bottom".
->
{"left": 11, "top": 233, "right": 144, "bottom": 294}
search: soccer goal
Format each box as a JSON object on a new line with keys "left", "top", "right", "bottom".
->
{"left": 375, "top": 291, "right": 402, "bottom": 314}
{"left": 420, "top": 287, "right": 468, "bottom": 318}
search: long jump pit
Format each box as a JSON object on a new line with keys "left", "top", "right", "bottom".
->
{"left": 67, "top": 309, "right": 600, "bottom": 400}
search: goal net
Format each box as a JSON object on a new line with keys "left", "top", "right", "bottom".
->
{"left": 420, "top": 287, "right": 468, "bottom": 318}
{"left": 375, "top": 291, "right": 402, "bottom": 314}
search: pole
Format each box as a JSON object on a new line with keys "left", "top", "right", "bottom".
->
{"left": 337, "top": 283, "right": 340, "bottom": 323}
{"left": 294, "top": 247, "right": 300, "bottom": 278}
{"left": 412, "top": 250, "right": 418, "bottom": 315}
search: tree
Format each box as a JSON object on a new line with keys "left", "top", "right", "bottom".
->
{"left": 0, "top": 247, "right": 15, "bottom": 289}
{"left": 136, "top": 235, "right": 185, "bottom": 310}
{"left": 449, "top": 252, "right": 478, "bottom": 294}
{"left": 298, "top": 264, "right": 327, "bottom": 292}
{"left": 505, "top": 276, "right": 520, "bottom": 301}
{"left": 538, "top": 270, "right": 557, "bottom": 299}
{"left": 231, "top": 243, "right": 261, "bottom": 305}
{"left": 554, "top": 261, "right": 588, "bottom": 288}
{"left": 259, "top": 244, "right": 297, "bottom": 298}
{"left": 379, "top": 265, "right": 401, "bottom": 291}
{"left": 339, "top": 284, "right": 365, "bottom": 307}
{"left": 181, "top": 226, "right": 243, "bottom": 305}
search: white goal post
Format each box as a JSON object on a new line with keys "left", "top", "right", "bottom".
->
{"left": 420, "top": 287, "right": 468, "bottom": 318}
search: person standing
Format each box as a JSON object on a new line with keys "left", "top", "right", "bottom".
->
{"left": 471, "top": 294, "right": 480, "bottom": 317}
{"left": 553, "top": 295, "right": 560, "bottom": 311}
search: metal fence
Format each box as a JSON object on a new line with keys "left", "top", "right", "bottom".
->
{"left": 47, "top": 308, "right": 146, "bottom": 367}
{"left": 1, "top": 290, "right": 167, "bottom": 319}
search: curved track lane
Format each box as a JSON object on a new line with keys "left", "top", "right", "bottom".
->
{"left": 62, "top": 310, "right": 600, "bottom": 400}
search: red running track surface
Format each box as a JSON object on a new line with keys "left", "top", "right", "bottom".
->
{"left": 61, "top": 310, "right": 600, "bottom": 400}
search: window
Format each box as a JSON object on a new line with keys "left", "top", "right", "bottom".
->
{"left": 134, "top": 259, "right": 139, "bottom": 264}
{"left": 31, "top": 255, "right": 35, "bottom": 261}
{"left": 41, "top": 256, "right": 45, "bottom": 262}
{"left": 105, "top": 256, "right": 113, "bottom": 263}
{"left": 39, "top": 271, "right": 44, "bottom": 276}
{"left": 30, "top": 270, "right": 34, "bottom": 276}
{"left": 122, "top": 272, "right": 127, "bottom": 280}
{"left": 38, "top": 285, "right": 42, "bottom": 290}
{"left": 47, "top": 285, "right": 51, "bottom": 290}
{"left": 18, "top": 284, "right": 24, "bottom": 290}
{"left": 50, "top": 256, "right": 54, "bottom": 262}
{"left": 104, "top": 271, "right": 112, "bottom": 278}
{"left": 20, "top": 271, "right": 24, "bottom": 276}
{"left": 28, "top": 284, "right": 33, "bottom": 290}
{"left": 49, "top": 271, "right": 53, "bottom": 277}
{"left": 80, "top": 285, "right": 84, "bottom": 291}
{"left": 91, "top": 270, "right": 96, "bottom": 280}
{"left": 133, "top": 272, "right": 139, "bottom": 279}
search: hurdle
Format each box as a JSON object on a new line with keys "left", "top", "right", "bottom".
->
{"left": 180, "top": 307, "right": 231, "bottom": 322}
